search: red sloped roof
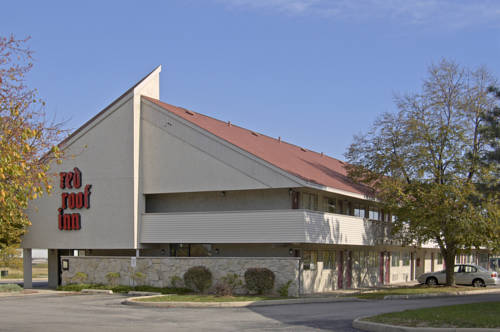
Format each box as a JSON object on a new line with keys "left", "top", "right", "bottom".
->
{"left": 144, "top": 96, "right": 372, "bottom": 196}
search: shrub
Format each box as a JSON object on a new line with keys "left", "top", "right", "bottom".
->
{"left": 105, "top": 272, "right": 120, "bottom": 286}
{"left": 131, "top": 271, "right": 146, "bottom": 286}
{"left": 183, "top": 266, "right": 212, "bottom": 293}
{"left": 278, "top": 280, "right": 293, "bottom": 297}
{"left": 214, "top": 273, "right": 243, "bottom": 296}
{"left": 170, "top": 275, "right": 183, "bottom": 288}
{"left": 244, "top": 268, "right": 275, "bottom": 295}
{"left": 71, "top": 272, "right": 88, "bottom": 284}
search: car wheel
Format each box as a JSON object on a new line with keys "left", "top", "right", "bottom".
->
{"left": 426, "top": 277, "right": 438, "bottom": 286}
{"left": 472, "top": 279, "right": 485, "bottom": 287}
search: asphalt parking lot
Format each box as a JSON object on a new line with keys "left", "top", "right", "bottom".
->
{"left": 1, "top": 292, "right": 500, "bottom": 331}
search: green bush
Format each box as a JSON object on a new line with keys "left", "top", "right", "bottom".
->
{"left": 131, "top": 271, "right": 146, "bottom": 286}
{"left": 105, "top": 272, "right": 120, "bottom": 286}
{"left": 57, "top": 283, "right": 192, "bottom": 294}
{"left": 170, "top": 275, "right": 183, "bottom": 288}
{"left": 215, "top": 273, "right": 243, "bottom": 296}
{"left": 0, "top": 284, "right": 23, "bottom": 292}
{"left": 183, "top": 266, "right": 212, "bottom": 293}
{"left": 278, "top": 280, "right": 293, "bottom": 297}
{"left": 71, "top": 272, "right": 88, "bottom": 284}
{"left": 244, "top": 268, "right": 275, "bottom": 295}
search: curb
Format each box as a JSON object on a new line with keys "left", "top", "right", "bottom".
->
{"left": 81, "top": 289, "right": 113, "bottom": 295}
{"left": 123, "top": 295, "right": 366, "bottom": 308}
{"left": 352, "top": 317, "right": 500, "bottom": 332}
{"left": 128, "top": 291, "right": 161, "bottom": 296}
{"left": 383, "top": 289, "right": 500, "bottom": 300}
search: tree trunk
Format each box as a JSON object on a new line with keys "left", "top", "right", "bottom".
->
{"left": 444, "top": 250, "right": 456, "bottom": 286}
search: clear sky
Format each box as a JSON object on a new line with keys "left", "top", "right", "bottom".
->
{"left": 2, "top": 0, "right": 499, "bottom": 159}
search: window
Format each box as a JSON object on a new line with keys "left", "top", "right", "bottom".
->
{"left": 463, "top": 265, "right": 477, "bottom": 273}
{"left": 456, "top": 255, "right": 460, "bottom": 264}
{"left": 303, "top": 250, "right": 317, "bottom": 270}
{"left": 324, "top": 198, "right": 336, "bottom": 213}
{"left": 391, "top": 215, "right": 398, "bottom": 222}
{"left": 367, "top": 251, "right": 378, "bottom": 268}
{"left": 391, "top": 252, "right": 400, "bottom": 267}
{"left": 302, "top": 193, "right": 318, "bottom": 211}
{"left": 323, "top": 251, "right": 336, "bottom": 270}
{"left": 402, "top": 252, "right": 410, "bottom": 266}
{"left": 437, "top": 253, "right": 443, "bottom": 264}
{"left": 454, "top": 265, "right": 461, "bottom": 273}
{"left": 353, "top": 204, "right": 366, "bottom": 218}
{"left": 368, "top": 207, "right": 380, "bottom": 221}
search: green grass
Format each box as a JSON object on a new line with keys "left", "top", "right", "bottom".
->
{"left": 354, "top": 285, "right": 479, "bottom": 299}
{"left": 0, "top": 284, "right": 23, "bottom": 293}
{"left": 136, "top": 294, "right": 291, "bottom": 302}
{"left": 365, "top": 301, "right": 500, "bottom": 328}
{"left": 57, "top": 284, "right": 192, "bottom": 294}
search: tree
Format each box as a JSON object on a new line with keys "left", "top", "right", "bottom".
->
{"left": 0, "top": 35, "right": 64, "bottom": 251}
{"left": 479, "top": 85, "right": 500, "bottom": 193}
{"left": 345, "top": 59, "right": 500, "bottom": 286}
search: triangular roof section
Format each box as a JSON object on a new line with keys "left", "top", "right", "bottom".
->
{"left": 143, "top": 96, "right": 373, "bottom": 198}
{"left": 58, "top": 65, "right": 161, "bottom": 149}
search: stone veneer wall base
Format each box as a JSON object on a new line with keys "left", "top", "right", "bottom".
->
{"left": 61, "top": 256, "right": 301, "bottom": 296}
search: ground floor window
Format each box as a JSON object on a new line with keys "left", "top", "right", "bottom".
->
{"left": 391, "top": 252, "right": 400, "bottom": 267}
{"left": 303, "top": 250, "right": 318, "bottom": 270}
{"left": 437, "top": 253, "right": 443, "bottom": 264}
{"left": 402, "top": 252, "right": 410, "bottom": 266}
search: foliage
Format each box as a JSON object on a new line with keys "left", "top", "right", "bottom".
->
{"left": 169, "top": 275, "right": 183, "bottom": 288}
{"left": 105, "top": 272, "right": 120, "bottom": 286}
{"left": 0, "top": 35, "right": 65, "bottom": 250}
{"left": 0, "top": 247, "right": 22, "bottom": 269}
{"left": 277, "top": 280, "right": 293, "bottom": 297}
{"left": 57, "top": 283, "right": 192, "bottom": 294}
{"left": 345, "top": 59, "right": 500, "bottom": 285}
{"left": 0, "top": 283, "right": 22, "bottom": 292}
{"left": 183, "top": 266, "right": 212, "bottom": 293}
{"left": 479, "top": 85, "right": 500, "bottom": 194}
{"left": 214, "top": 273, "right": 243, "bottom": 296}
{"left": 131, "top": 271, "right": 146, "bottom": 286}
{"left": 244, "top": 268, "right": 275, "bottom": 295}
{"left": 71, "top": 272, "right": 88, "bottom": 284}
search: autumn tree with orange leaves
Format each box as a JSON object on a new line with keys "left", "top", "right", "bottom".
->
{"left": 0, "top": 35, "right": 65, "bottom": 250}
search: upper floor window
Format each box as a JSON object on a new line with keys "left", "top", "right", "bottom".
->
{"left": 324, "top": 198, "right": 336, "bottom": 213}
{"left": 353, "top": 204, "right": 366, "bottom": 218}
{"left": 302, "top": 192, "right": 318, "bottom": 211}
{"left": 368, "top": 207, "right": 380, "bottom": 221}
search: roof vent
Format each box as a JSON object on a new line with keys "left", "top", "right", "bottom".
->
{"left": 251, "top": 131, "right": 259, "bottom": 137}
{"left": 227, "top": 121, "right": 231, "bottom": 127}
{"left": 185, "top": 110, "right": 194, "bottom": 116}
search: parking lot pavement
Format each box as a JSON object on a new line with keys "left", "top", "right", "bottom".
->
{"left": 0, "top": 292, "right": 499, "bottom": 331}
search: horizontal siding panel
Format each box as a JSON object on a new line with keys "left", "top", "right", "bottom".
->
{"left": 141, "top": 210, "right": 307, "bottom": 243}
{"left": 304, "top": 211, "right": 391, "bottom": 245}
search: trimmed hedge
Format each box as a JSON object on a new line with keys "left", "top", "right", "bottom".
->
{"left": 244, "top": 268, "right": 275, "bottom": 294}
{"left": 183, "top": 266, "right": 212, "bottom": 293}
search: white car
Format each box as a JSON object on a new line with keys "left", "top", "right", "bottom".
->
{"left": 417, "top": 264, "right": 500, "bottom": 287}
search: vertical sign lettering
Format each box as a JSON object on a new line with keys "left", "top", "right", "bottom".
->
{"left": 58, "top": 168, "right": 91, "bottom": 230}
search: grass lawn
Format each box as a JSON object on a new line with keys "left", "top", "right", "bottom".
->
{"left": 364, "top": 301, "right": 500, "bottom": 328}
{"left": 0, "top": 284, "right": 23, "bottom": 293}
{"left": 136, "top": 294, "right": 291, "bottom": 302}
{"left": 0, "top": 263, "right": 48, "bottom": 279}
{"left": 354, "top": 285, "right": 481, "bottom": 299}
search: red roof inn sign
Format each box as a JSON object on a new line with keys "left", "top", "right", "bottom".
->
{"left": 58, "top": 168, "right": 91, "bottom": 230}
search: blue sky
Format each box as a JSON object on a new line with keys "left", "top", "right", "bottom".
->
{"left": 2, "top": 0, "right": 500, "bottom": 159}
